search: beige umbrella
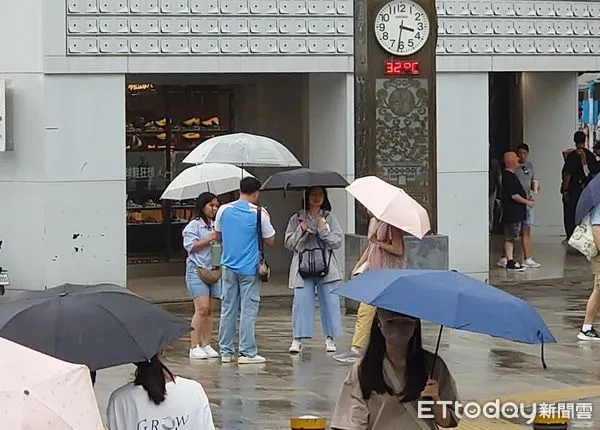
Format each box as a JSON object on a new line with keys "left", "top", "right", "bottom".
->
{"left": 0, "top": 337, "right": 104, "bottom": 429}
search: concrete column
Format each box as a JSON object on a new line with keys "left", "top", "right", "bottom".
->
{"left": 436, "top": 72, "right": 489, "bottom": 281}
{"left": 0, "top": 1, "right": 127, "bottom": 290}
{"left": 0, "top": 0, "right": 48, "bottom": 289}
{"left": 522, "top": 72, "right": 579, "bottom": 237}
{"left": 308, "top": 72, "right": 355, "bottom": 234}
{"left": 41, "top": 75, "right": 127, "bottom": 287}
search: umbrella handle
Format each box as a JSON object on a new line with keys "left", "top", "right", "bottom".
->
{"left": 421, "top": 326, "right": 444, "bottom": 403}
{"left": 429, "top": 325, "right": 444, "bottom": 379}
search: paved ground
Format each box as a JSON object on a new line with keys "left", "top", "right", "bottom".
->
{"left": 129, "top": 235, "right": 593, "bottom": 304}
{"left": 95, "top": 277, "right": 600, "bottom": 429}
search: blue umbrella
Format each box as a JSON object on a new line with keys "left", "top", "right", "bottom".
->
{"left": 332, "top": 269, "right": 556, "bottom": 370}
{"left": 575, "top": 173, "right": 600, "bottom": 224}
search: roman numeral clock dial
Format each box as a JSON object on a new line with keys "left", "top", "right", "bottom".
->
{"left": 374, "top": 0, "right": 430, "bottom": 56}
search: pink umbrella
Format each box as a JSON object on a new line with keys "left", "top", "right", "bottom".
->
{"left": 0, "top": 337, "right": 105, "bottom": 430}
{"left": 346, "top": 176, "right": 431, "bottom": 239}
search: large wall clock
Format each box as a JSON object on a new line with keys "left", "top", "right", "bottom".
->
{"left": 374, "top": 0, "right": 431, "bottom": 56}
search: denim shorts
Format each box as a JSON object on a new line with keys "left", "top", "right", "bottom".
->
{"left": 522, "top": 208, "right": 534, "bottom": 228}
{"left": 185, "top": 260, "right": 222, "bottom": 299}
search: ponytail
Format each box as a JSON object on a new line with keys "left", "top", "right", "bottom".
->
{"left": 134, "top": 355, "right": 175, "bottom": 405}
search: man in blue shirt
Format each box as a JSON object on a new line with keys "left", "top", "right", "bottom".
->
{"left": 215, "top": 177, "right": 276, "bottom": 363}
{"left": 579, "top": 203, "right": 600, "bottom": 341}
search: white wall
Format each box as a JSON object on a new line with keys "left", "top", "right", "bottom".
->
{"left": 0, "top": 74, "right": 126, "bottom": 290}
{"left": 308, "top": 73, "right": 355, "bottom": 234}
{"left": 522, "top": 72, "right": 578, "bottom": 237}
{"left": 436, "top": 72, "right": 489, "bottom": 281}
{"left": 307, "top": 73, "right": 355, "bottom": 276}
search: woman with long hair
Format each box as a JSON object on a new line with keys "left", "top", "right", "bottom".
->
{"left": 333, "top": 215, "right": 406, "bottom": 363}
{"left": 284, "top": 186, "right": 344, "bottom": 353}
{"left": 107, "top": 354, "right": 215, "bottom": 429}
{"left": 331, "top": 309, "right": 459, "bottom": 429}
{"left": 182, "top": 192, "right": 221, "bottom": 359}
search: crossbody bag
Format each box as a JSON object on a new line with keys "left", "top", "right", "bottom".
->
{"left": 257, "top": 206, "right": 271, "bottom": 282}
{"left": 194, "top": 221, "right": 221, "bottom": 284}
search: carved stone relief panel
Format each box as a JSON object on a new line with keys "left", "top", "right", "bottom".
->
{"left": 375, "top": 78, "right": 432, "bottom": 216}
{"left": 66, "top": 0, "right": 354, "bottom": 55}
{"left": 437, "top": 0, "right": 600, "bottom": 55}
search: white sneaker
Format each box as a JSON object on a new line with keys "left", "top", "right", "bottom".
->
{"left": 325, "top": 337, "right": 337, "bottom": 352}
{"left": 496, "top": 257, "right": 507, "bottom": 268}
{"left": 238, "top": 354, "right": 266, "bottom": 364}
{"left": 288, "top": 340, "right": 302, "bottom": 353}
{"left": 202, "top": 345, "right": 219, "bottom": 358}
{"left": 189, "top": 346, "right": 208, "bottom": 360}
{"left": 221, "top": 354, "right": 233, "bottom": 363}
{"left": 523, "top": 258, "right": 541, "bottom": 268}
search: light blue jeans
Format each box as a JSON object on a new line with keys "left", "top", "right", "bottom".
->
{"left": 292, "top": 279, "right": 343, "bottom": 339}
{"left": 218, "top": 266, "right": 261, "bottom": 357}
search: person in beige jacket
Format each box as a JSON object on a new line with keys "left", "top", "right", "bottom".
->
{"left": 331, "top": 309, "right": 460, "bottom": 430}
{"left": 284, "top": 187, "right": 344, "bottom": 354}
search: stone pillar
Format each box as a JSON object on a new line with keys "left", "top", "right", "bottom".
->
{"left": 347, "top": 0, "right": 445, "bottom": 313}
{"left": 354, "top": 0, "right": 438, "bottom": 234}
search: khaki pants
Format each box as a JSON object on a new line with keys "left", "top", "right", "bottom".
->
{"left": 351, "top": 303, "right": 377, "bottom": 350}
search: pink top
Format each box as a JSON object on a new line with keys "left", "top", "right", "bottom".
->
{"left": 366, "top": 217, "right": 406, "bottom": 270}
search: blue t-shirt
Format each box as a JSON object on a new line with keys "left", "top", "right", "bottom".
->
{"left": 591, "top": 204, "right": 600, "bottom": 226}
{"left": 215, "top": 200, "right": 276, "bottom": 276}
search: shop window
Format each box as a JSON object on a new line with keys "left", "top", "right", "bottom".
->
{"left": 126, "top": 84, "right": 234, "bottom": 264}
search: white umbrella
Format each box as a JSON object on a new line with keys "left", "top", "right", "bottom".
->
{"left": 161, "top": 163, "right": 254, "bottom": 201}
{"left": 182, "top": 132, "right": 302, "bottom": 167}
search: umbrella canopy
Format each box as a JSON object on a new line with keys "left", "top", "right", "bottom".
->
{"left": 332, "top": 269, "right": 556, "bottom": 344}
{"left": 261, "top": 168, "right": 349, "bottom": 191}
{"left": 182, "top": 132, "right": 301, "bottom": 167}
{"left": 346, "top": 176, "right": 431, "bottom": 239}
{"left": 575, "top": 173, "right": 600, "bottom": 224}
{"left": 0, "top": 283, "right": 191, "bottom": 371}
{"left": 0, "top": 337, "right": 104, "bottom": 429}
{"left": 161, "top": 163, "right": 254, "bottom": 200}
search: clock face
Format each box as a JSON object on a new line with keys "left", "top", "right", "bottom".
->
{"left": 374, "top": 0, "right": 431, "bottom": 56}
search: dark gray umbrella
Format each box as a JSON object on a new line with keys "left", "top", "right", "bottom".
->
{"left": 0, "top": 283, "right": 191, "bottom": 371}
{"left": 261, "top": 168, "right": 349, "bottom": 191}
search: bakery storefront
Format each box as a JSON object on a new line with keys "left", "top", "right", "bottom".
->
{"left": 125, "top": 81, "right": 234, "bottom": 265}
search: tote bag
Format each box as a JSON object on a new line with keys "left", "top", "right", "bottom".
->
{"left": 568, "top": 214, "right": 598, "bottom": 261}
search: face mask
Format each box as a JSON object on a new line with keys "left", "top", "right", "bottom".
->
{"left": 380, "top": 321, "right": 415, "bottom": 346}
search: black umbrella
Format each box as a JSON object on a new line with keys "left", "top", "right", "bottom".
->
{"left": 0, "top": 283, "right": 191, "bottom": 371}
{"left": 261, "top": 168, "right": 349, "bottom": 191}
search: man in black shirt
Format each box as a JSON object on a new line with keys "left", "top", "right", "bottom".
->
{"left": 561, "top": 131, "right": 599, "bottom": 239}
{"left": 501, "top": 151, "right": 535, "bottom": 271}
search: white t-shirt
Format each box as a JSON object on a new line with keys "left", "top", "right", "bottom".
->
{"left": 106, "top": 376, "right": 215, "bottom": 430}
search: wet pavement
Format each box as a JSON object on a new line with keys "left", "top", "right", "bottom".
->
{"left": 94, "top": 277, "right": 600, "bottom": 429}
{"left": 489, "top": 234, "right": 592, "bottom": 285}
{"left": 126, "top": 235, "right": 594, "bottom": 306}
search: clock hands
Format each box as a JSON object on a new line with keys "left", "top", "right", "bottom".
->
{"left": 396, "top": 20, "right": 415, "bottom": 51}
{"left": 397, "top": 20, "right": 404, "bottom": 51}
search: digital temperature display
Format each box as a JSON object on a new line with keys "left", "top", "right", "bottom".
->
{"left": 385, "top": 60, "right": 420, "bottom": 75}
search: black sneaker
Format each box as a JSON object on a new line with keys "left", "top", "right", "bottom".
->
{"left": 506, "top": 260, "right": 526, "bottom": 271}
{"left": 577, "top": 327, "right": 600, "bottom": 341}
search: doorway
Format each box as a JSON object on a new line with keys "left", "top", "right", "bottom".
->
{"left": 489, "top": 72, "right": 523, "bottom": 235}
